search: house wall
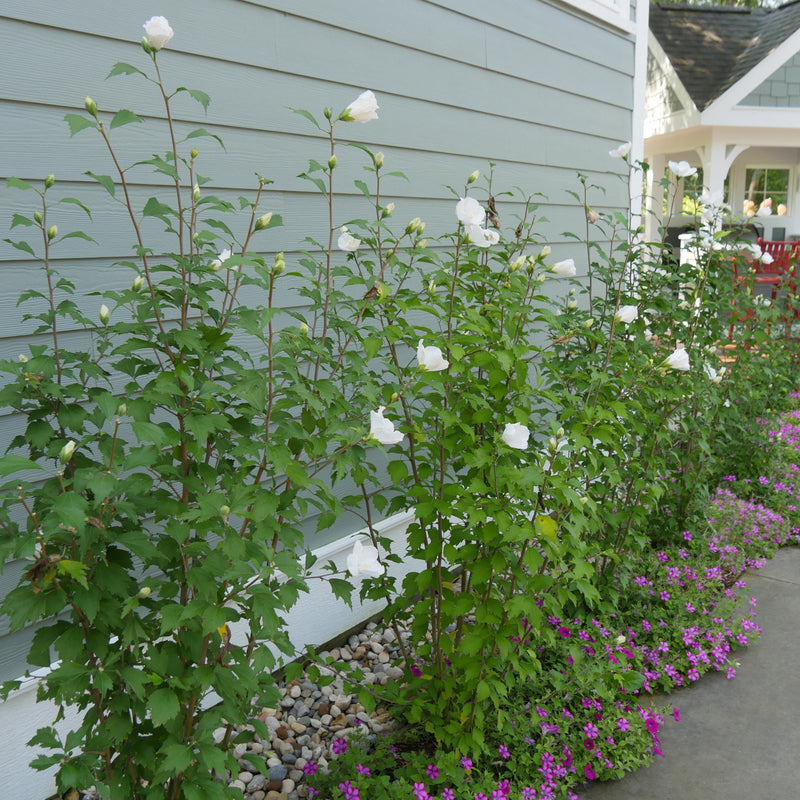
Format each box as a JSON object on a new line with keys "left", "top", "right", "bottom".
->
{"left": 0, "top": 2, "right": 639, "bottom": 797}
{"left": 741, "top": 51, "right": 800, "bottom": 107}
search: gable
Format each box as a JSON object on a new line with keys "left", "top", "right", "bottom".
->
{"left": 740, "top": 50, "right": 800, "bottom": 107}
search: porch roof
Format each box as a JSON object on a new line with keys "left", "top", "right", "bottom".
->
{"left": 650, "top": 1, "right": 800, "bottom": 111}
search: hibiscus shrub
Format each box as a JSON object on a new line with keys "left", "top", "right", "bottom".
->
{"left": 1, "top": 15, "right": 798, "bottom": 800}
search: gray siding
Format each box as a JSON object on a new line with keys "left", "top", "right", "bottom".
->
{"left": 741, "top": 51, "right": 800, "bottom": 107}
{"left": 0, "top": 0, "right": 636, "bottom": 682}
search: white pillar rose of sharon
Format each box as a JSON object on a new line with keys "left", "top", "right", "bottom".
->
{"left": 456, "top": 197, "right": 486, "bottom": 227}
{"left": 466, "top": 225, "right": 500, "bottom": 248}
{"left": 668, "top": 160, "right": 697, "bottom": 179}
{"left": 416, "top": 340, "right": 449, "bottom": 372}
{"left": 143, "top": 16, "right": 174, "bottom": 50}
{"left": 550, "top": 259, "right": 577, "bottom": 277}
{"left": 369, "top": 407, "right": 404, "bottom": 445}
{"left": 502, "top": 422, "right": 530, "bottom": 450}
{"left": 346, "top": 540, "right": 383, "bottom": 579}
{"left": 664, "top": 347, "right": 690, "bottom": 372}
{"left": 343, "top": 90, "right": 379, "bottom": 123}
{"left": 337, "top": 227, "right": 361, "bottom": 253}
{"left": 614, "top": 305, "right": 639, "bottom": 324}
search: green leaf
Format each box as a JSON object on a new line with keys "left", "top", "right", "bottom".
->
{"left": 143, "top": 196, "right": 176, "bottom": 221}
{"left": 185, "top": 128, "right": 225, "bottom": 149}
{"left": 148, "top": 688, "right": 181, "bottom": 724}
{"left": 52, "top": 492, "right": 88, "bottom": 531}
{"left": 7, "top": 176, "right": 33, "bottom": 191}
{"left": 175, "top": 87, "right": 211, "bottom": 111}
{"left": 64, "top": 114, "right": 98, "bottom": 136}
{"left": 107, "top": 61, "right": 147, "bottom": 79}
{"left": 291, "top": 107, "right": 322, "bottom": 131}
{"left": 58, "top": 196, "right": 93, "bottom": 219}
{"left": 354, "top": 180, "right": 370, "bottom": 198}
{"left": 61, "top": 231, "right": 98, "bottom": 244}
{"left": 56, "top": 560, "right": 89, "bottom": 589}
{"left": 85, "top": 171, "right": 116, "bottom": 198}
{"left": 11, "top": 214, "right": 36, "bottom": 228}
{"left": 110, "top": 109, "right": 144, "bottom": 130}
{"left": 158, "top": 742, "right": 193, "bottom": 773}
{"left": 4, "top": 239, "right": 36, "bottom": 257}
{"left": 387, "top": 460, "right": 407, "bottom": 484}
{"left": 0, "top": 455, "right": 44, "bottom": 476}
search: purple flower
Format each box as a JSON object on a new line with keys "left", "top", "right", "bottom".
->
{"left": 583, "top": 722, "right": 599, "bottom": 739}
{"left": 476, "top": 794, "right": 488, "bottom": 800}
{"left": 616, "top": 717, "right": 630, "bottom": 732}
{"left": 356, "top": 763, "right": 370, "bottom": 776}
{"left": 331, "top": 738, "right": 347, "bottom": 755}
{"left": 536, "top": 705, "right": 548, "bottom": 717}
{"left": 584, "top": 764, "right": 597, "bottom": 780}
{"left": 413, "top": 783, "right": 428, "bottom": 800}
{"left": 443, "top": 790, "right": 454, "bottom": 800}
{"left": 303, "top": 761, "right": 318, "bottom": 775}
{"left": 497, "top": 779, "right": 511, "bottom": 796}
{"left": 584, "top": 738, "right": 595, "bottom": 750}
{"left": 498, "top": 744, "right": 510, "bottom": 759}
{"left": 462, "top": 756, "right": 473, "bottom": 772}
{"left": 411, "top": 665, "right": 423, "bottom": 677}
{"left": 558, "top": 626, "right": 571, "bottom": 638}
{"left": 338, "top": 780, "right": 360, "bottom": 800}
{"left": 426, "top": 764, "right": 439, "bottom": 780}
{"left": 672, "top": 708, "right": 681, "bottom": 723}
{"left": 645, "top": 716, "right": 659, "bottom": 734}
{"left": 522, "top": 789, "right": 537, "bottom": 800}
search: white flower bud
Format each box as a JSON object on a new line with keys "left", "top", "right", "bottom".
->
{"left": 59, "top": 440, "right": 76, "bottom": 463}
{"left": 18, "top": 354, "right": 29, "bottom": 363}
{"left": 99, "top": 304, "right": 110, "bottom": 325}
{"left": 193, "top": 183, "right": 201, "bottom": 202}
{"left": 583, "top": 318, "right": 595, "bottom": 329}
{"left": 255, "top": 212, "right": 274, "bottom": 231}
{"left": 540, "top": 245, "right": 552, "bottom": 259}
{"left": 299, "top": 322, "right": 309, "bottom": 335}
{"left": 47, "top": 225, "right": 58, "bottom": 241}
{"left": 375, "top": 152, "right": 385, "bottom": 168}
{"left": 467, "top": 170, "right": 480, "bottom": 184}
{"left": 136, "top": 586, "right": 152, "bottom": 599}
{"left": 132, "top": 275, "right": 144, "bottom": 291}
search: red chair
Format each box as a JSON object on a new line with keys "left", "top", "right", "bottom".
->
{"left": 729, "top": 238, "right": 798, "bottom": 339}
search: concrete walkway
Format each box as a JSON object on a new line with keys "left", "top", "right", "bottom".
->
{"left": 579, "top": 546, "right": 800, "bottom": 800}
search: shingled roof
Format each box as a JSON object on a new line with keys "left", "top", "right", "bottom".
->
{"left": 650, "top": 1, "right": 800, "bottom": 111}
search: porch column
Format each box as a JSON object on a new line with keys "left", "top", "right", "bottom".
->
{"left": 645, "top": 153, "right": 666, "bottom": 242}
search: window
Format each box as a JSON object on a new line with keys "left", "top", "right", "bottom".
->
{"left": 744, "top": 168, "right": 790, "bottom": 216}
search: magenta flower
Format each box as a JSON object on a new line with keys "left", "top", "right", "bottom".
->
{"left": 411, "top": 665, "right": 423, "bottom": 677}
{"left": 522, "top": 789, "right": 537, "bottom": 800}
{"left": 426, "top": 764, "right": 439, "bottom": 780}
{"left": 584, "top": 738, "right": 595, "bottom": 750}
{"left": 558, "top": 626, "right": 571, "bottom": 638}
{"left": 462, "top": 756, "right": 473, "bottom": 772}
{"left": 303, "top": 761, "right": 318, "bottom": 775}
{"left": 356, "top": 764, "right": 370, "bottom": 776}
{"left": 616, "top": 717, "right": 630, "bottom": 732}
{"left": 498, "top": 779, "right": 511, "bottom": 796}
{"left": 583, "top": 722, "right": 599, "bottom": 739}
{"left": 498, "top": 744, "right": 510, "bottom": 759}
{"left": 443, "top": 790, "right": 454, "bottom": 800}
{"left": 673, "top": 708, "right": 681, "bottom": 722}
{"left": 584, "top": 764, "right": 597, "bottom": 780}
{"left": 331, "top": 738, "right": 347, "bottom": 755}
{"left": 476, "top": 794, "right": 488, "bottom": 800}
{"left": 645, "top": 717, "right": 659, "bottom": 734}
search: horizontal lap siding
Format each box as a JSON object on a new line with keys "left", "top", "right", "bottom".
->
{"left": 0, "top": 0, "right": 635, "bottom": 683}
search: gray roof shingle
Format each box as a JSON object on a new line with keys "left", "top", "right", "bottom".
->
{"left": 650, "top": 1, "right": 800, "bottom": 110}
